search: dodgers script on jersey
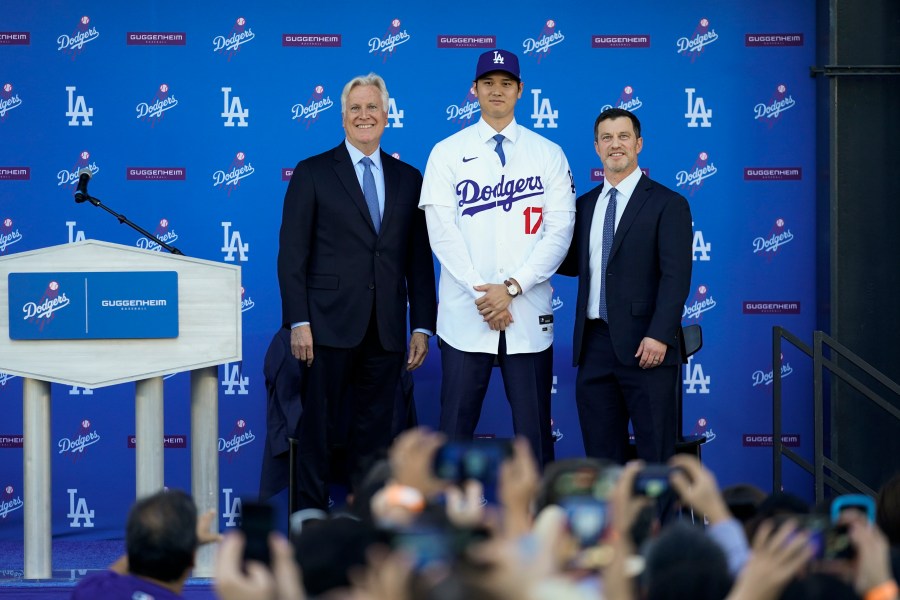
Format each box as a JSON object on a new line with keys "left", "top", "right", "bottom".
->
{"left": 420, "top": 118, "right": 575, "bottom": 354}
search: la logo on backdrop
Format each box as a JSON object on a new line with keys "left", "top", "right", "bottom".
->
{"left": 369, "top": 19, "right": 410, "bottom": 62}
{"left": 0, "top": 217, "right": 23, "bottom": 253}
{"left": 58, "top": 150, "right": 99, "bottom": 190}
{"left": 292, "top": 84, "right": 334, "bottom": 129}
{"left": 136, "top": 83, "right": 178, "bottom": 126}
{"left": 213, "top": 17, "right": 254, "bottom": 61}
{"left": 522, "top": 19, "right": 565, "bottom": 63}
{"left": 57, "top": 15, "right": 99, "bottom": 60}
{"left": 0, "top": 83, "right": 23, "bottom": 121}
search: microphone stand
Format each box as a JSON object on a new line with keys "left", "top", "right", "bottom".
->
{"left": 75, "top": 193, "right": 184, "bottom": 256}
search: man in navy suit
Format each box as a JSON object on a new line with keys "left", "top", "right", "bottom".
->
{"left": 559, "top": 108, "right": 692, "bottom": 463}
{"left": 278, "top": 73, "right": 436, "bottom": 510}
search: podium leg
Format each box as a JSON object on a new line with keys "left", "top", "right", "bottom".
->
{"left": 191, "top": 366, "right": 218, "bottom": 578}
{"left": 135, "top": 377, "right": 165, "bottom": 498}
{"left": 23, "top": 378, "right": 51, "bottom": 579}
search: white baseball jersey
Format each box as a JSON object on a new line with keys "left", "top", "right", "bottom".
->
{"left": 419, "top": 117, "right": 576, "bottom": 354}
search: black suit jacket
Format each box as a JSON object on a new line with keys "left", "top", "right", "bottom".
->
{"left": 278, "top": 142, "right": 436, "bottom": 352}
{"left": 559, "top": 174, "right": 693, "bottom": 367}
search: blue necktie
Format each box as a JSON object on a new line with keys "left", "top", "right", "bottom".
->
{"left": 360, "top": 157, "right": 380, "bottom": 232}
{"left": 598, "top": 187, "right": 617, "bottom": 322}
{"left": 493, "top": 134, "right": 506, "bottom": 166}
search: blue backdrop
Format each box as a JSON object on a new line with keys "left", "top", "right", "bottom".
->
{"left": 0, "top": 1, "right": 816, "bottom": 540}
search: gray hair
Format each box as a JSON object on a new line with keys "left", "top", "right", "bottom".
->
{"left": 340, "top": 73, "right": 389, "bottom": 114}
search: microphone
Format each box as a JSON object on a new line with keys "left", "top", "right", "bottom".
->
{"left": 74, "top": 168, "right": 92, "bottom": 202}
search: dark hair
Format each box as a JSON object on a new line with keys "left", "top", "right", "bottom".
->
{"left": 642, "top": 522, "right": 733, "bottom": 600}
{"left": 594, "top": 108, "right": 641, "bottom": 141}
{"left": 126, "top": 489, "right": 198, "bottom": 582}
{"left": 877, "top": 471, "right": 900, "bottom": 545}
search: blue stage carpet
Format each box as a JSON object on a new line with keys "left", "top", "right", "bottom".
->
{"left": 0, "top": 540, "right": 215, "bottom": 599}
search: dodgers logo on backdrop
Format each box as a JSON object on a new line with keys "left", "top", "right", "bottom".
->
{"left": 446, "top": 86, "right": 481, "bottom": 128}
{"left": 683, "top": 284, "right": 717, "bottom": 320}
{"left": 22, "top": 280, "right": 70, "bottom": 331}
{"left": 57, "top": 15, "right": 99, "bottom": 59}
{"left": 675, "top": 151, "right": 717, "bottom": 195}
{"left": 136, "top": 84, "right": 178, "bottom": 126}
{"left": 550, "top": 417, "right": 564, "bottom": 443}
{"left": 213, "top": 152, "right": 254, "bottom": 195}
{"left": 137, "top": 218, "right": 179, "bottom": 252}
{"left": 59, "top": 150, "right": 99, "bottom": 189}
{"left": 692, "top": 221, "right": 711, "bottom": 261}
{"left": 213, "top": 17, "right": 254, "bottom": 60}
{"left": 219, "top": 418, "right": 256, "bottom": 462}
{"left": 222, "top": 362, "right": 249, "bottom": 395}
{"left": 457, "top": 175, "right": 545, "bottom": 217}
{"left": 221, "top": 87, "right": 249, "bottom": 126}
{"left": 752, "top": 353, "right": 794, "bottom": 388}
{"left": 67, "top": 489, "right": 95, "bottom": 528}
{"left": 754, "top": 83, "right": 796, "bottom": 124}
{"left": 522, "top": 19, "right": 565, "bottom": 62}
{"left": 369, "top": 19, "right": 410, "bottom": 61}
{"left": 684, "top": 88, "right": 712, "bottom": 127}
{"left": 683, "top": 356, "right": 710, "bottom": 394}
{"left": 531, "top": 90, "right": 558, "bottom": 129}
{"left": 221, "top": 221, "right": 249, "bottom": 262}
{"left": 602, "top": 86, "right": 643, "bottom": 112}
{"left": 0, "top": 83, "right": 22, "bottom": 121}
{"left": 676, "top": 18, "right": 718, "bottom": 59}
{"left": 66, "top": 86, "right": 93, "bottom": 126}
{"left": 0, "top": 372, "right": 18, "bottom": 387}
{"left": 689, "top": 417, "right": 716, "bottom": 442}
{"left": 1, "top": 217, "right": 23, "bottom": 253}
{"left": 1, "top": 486, "right": 24, "bottom": 520}
{"left": 292, "top": 85, "right": 334, "bottom": 128}
{"left": 58, "top": 419, "right": 100, "bottom": 462}
{"left": 753, "top": 218, "right": 794, "bottom": 259}
{"left": 240, "top": 286, "right": 255, "bottom": 312}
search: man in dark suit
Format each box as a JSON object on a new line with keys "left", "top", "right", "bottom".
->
{"left": 558, "top": 108, "right": 692, "bottom": 463}
{"left": 278, "top": 73, "right": 437, "bottom": 510}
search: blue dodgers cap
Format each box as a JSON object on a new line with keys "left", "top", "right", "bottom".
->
{"left": 474, "top": 48, "right": 521, "bottom": 81}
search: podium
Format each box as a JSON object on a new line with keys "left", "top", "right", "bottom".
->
{"left": 0, "top": 240, "right": 241, "bottom": 579}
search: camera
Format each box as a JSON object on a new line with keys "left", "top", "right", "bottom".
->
{"left": 432, "top": 439, "right": 513, "bottom": 485}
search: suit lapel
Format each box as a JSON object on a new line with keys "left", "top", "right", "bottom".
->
{"left": 609, "top": 175, "right": 651, "bottom": 261}
{"left": 332, "top": 144, "right": 378, "bottom": 234}
{"left": 580, "top": 183, "right": 602, "bottom": 268}
{"left": 379, "top": 150, "right": 397, "bottom": 233}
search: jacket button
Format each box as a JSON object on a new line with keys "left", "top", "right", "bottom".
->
{"left": 368, "top": 283, "right": 375, "bottom": 290}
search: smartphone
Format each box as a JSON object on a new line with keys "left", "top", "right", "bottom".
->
{"left": 632, "top": 464, "right": 675, "bottom": 498}
{"left": 240, "top": 501, "right": 275, "bottom": 567}
{"left": 432, "top": 439, "right": 513, "bottom": 485}
{"left": 560, "top": 497, "right": 609, "bottom": 548}
{"left": 831, "top": 494, "right": 876, "bottom": 523}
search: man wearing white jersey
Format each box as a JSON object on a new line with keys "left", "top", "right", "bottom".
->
{"left": 419, "top": 48, "right": 575, "bottom": 465}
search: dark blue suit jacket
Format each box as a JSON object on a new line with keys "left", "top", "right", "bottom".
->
{"left": 277, "top": 142, "right": 436, "bottom": 351}
{"left": 559, "top": 174, "right": 693, "bottom": 367}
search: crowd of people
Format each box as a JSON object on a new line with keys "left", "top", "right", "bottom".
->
{"left": 76, "top": 428, "right": 900, "bottom": 600}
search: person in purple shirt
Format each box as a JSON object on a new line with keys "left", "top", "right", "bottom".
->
{"left": 72, "top": 489, "right": 218, "bottom": 600}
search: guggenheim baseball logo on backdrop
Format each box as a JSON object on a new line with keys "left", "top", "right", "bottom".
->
{"left": 127, "top": 32, "right": 185, "bottom": 46}
{"left": 437, "top": 35, "right": 495, "bottom": 49}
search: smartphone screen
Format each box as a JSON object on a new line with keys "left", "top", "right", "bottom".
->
{"left": 240, "top": 501, "right": 275, "bottom": 567}
{"left": 432, "top": 439, "right": 512, "bottom": 485}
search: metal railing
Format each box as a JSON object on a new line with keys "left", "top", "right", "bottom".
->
{"left": 773, "top": 327, "right": 900, "bottom": 504}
